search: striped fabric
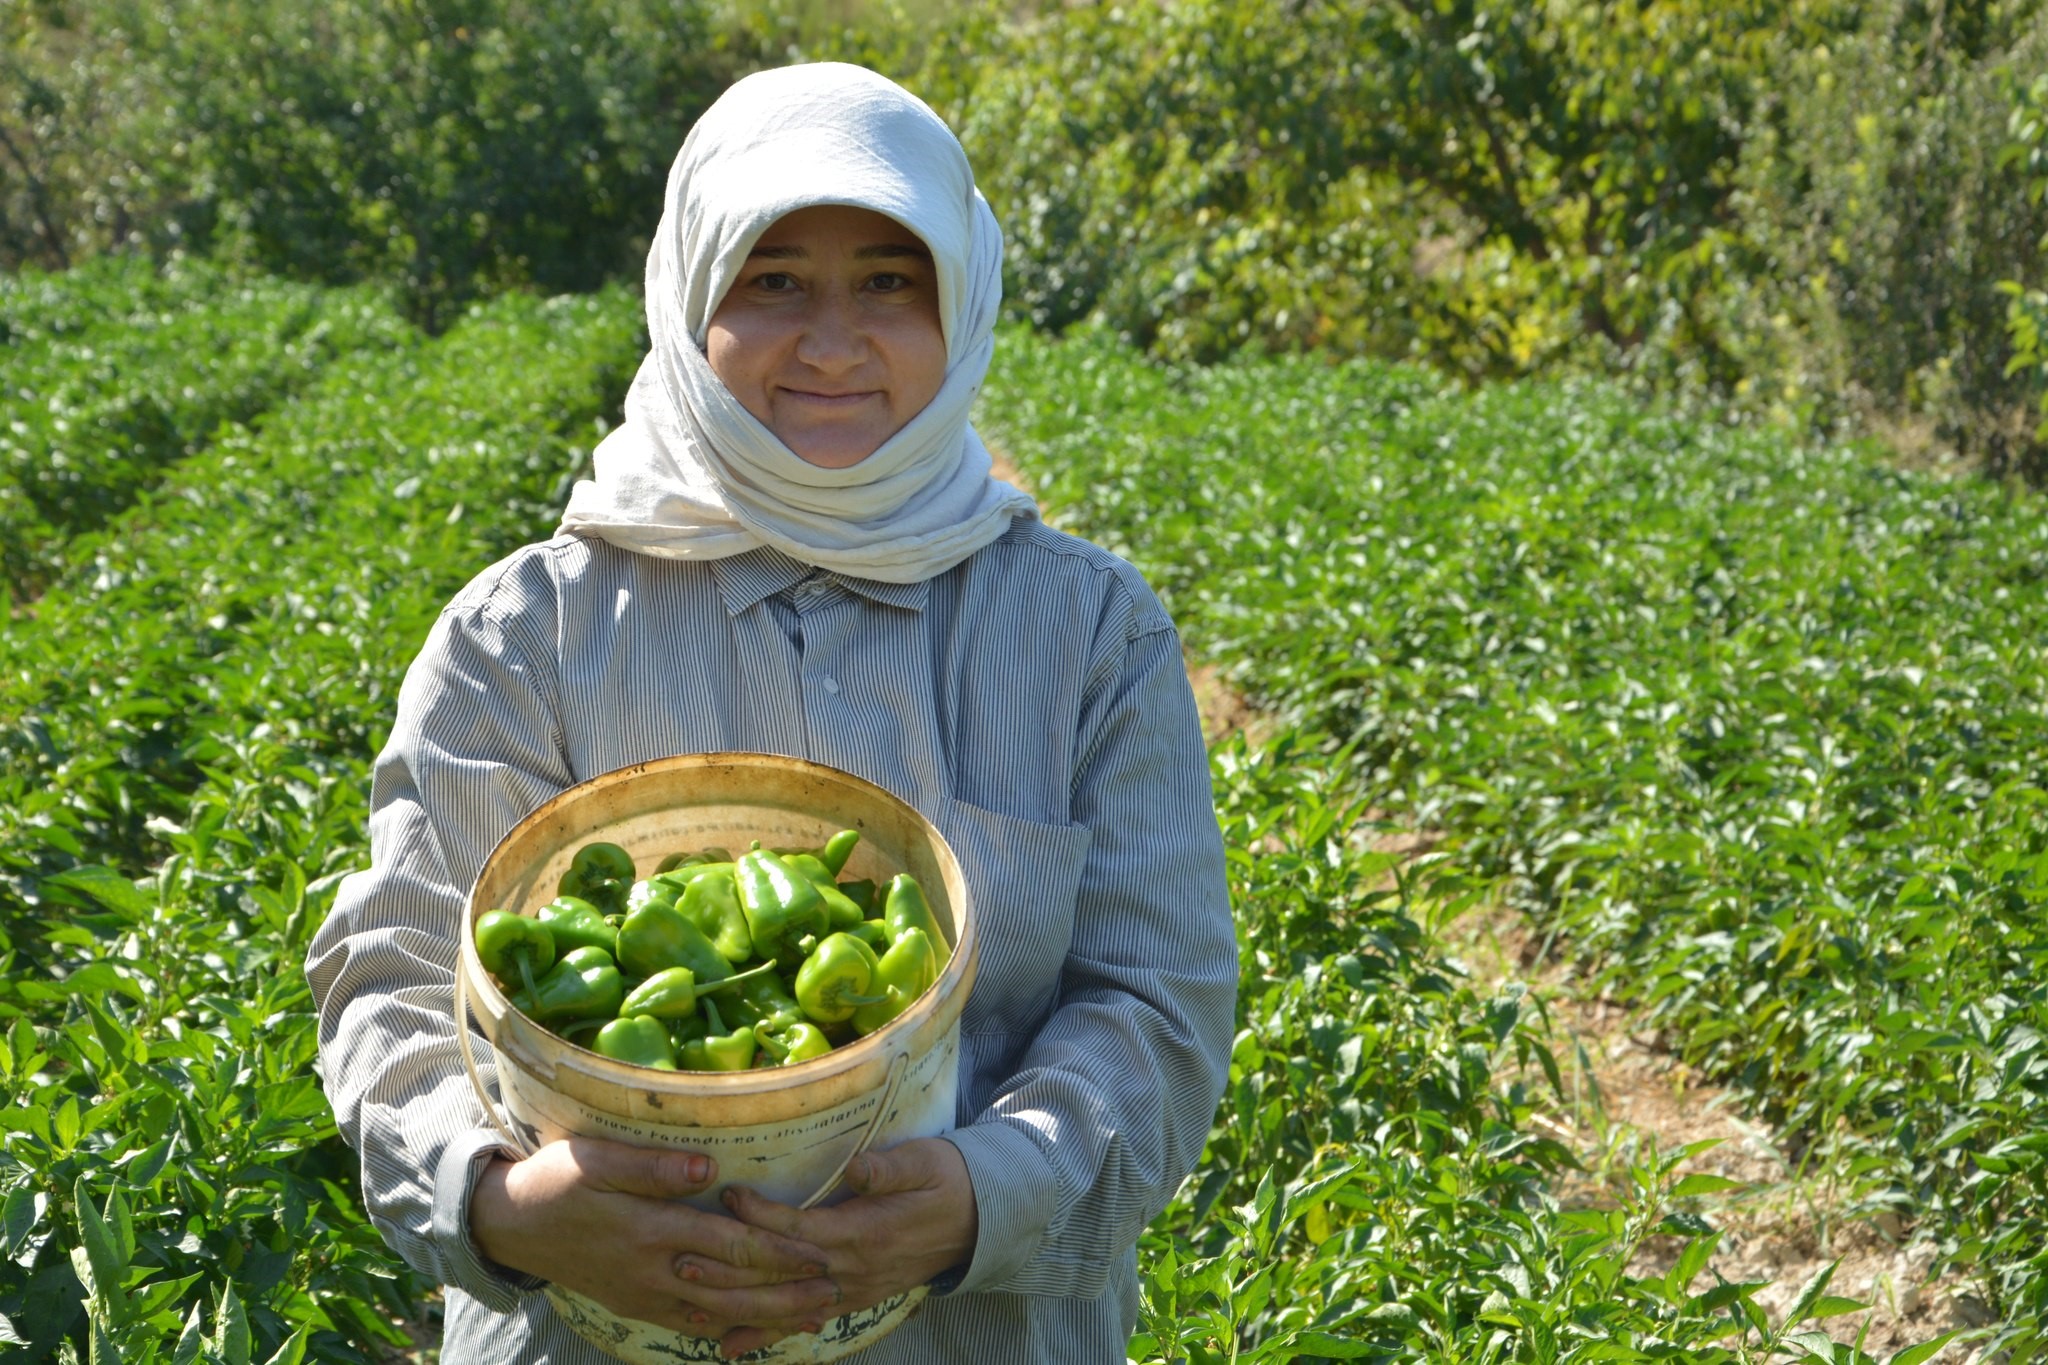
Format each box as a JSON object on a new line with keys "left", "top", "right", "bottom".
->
{"left": 305, "top": 519, "right": 1239, "bottom": 1363}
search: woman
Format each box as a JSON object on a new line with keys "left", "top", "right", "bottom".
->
{"left": 306, "top": 62, "right": 1237, "bottom": 1362}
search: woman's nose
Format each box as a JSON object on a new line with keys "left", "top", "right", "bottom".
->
{"left": 793, "top": 294, "right": 866, "bottom": 372}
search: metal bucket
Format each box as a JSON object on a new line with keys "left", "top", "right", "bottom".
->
{"left": 455, "top": 752, "right": 978, "bottom": 1363}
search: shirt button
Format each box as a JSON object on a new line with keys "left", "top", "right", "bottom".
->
{"left": 821, "top": 676, "right": 840, "bottom": 694}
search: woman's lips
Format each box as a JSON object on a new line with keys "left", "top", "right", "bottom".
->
{"left": 780, "top": 387, "right": 879, "bottom": 408}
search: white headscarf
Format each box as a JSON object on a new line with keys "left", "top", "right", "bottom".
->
{"left": 557, "top": 62, "right": 1036, "bottom": 583}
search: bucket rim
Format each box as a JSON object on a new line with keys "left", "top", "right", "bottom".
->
{"left": 460, "top": 750, "right": 979, "bottom": 1099}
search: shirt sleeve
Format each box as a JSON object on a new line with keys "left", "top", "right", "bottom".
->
{"left": 305, "top": 556, "right": 571, "bottom": 1307}
{"left": 941, "top": 613, "right": 1239, "bottom": 1298}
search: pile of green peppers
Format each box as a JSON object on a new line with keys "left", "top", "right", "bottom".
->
{"left": 474, "top": 829, "right": 951, "bottom": 1073}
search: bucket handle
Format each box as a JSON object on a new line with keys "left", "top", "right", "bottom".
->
{"left": 799, "top": 1051, "right": 911, "bottom": 1210}
{"left": 455, "top": 961, "right": 540, "bottom": 1158}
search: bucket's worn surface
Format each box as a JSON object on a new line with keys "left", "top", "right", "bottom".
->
{"left": 459, "top": 753, "right": 978, "bottom": 1365}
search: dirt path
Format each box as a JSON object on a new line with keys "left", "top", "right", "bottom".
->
{"left": 990, "top": 443, "right": 1994, "bottom": 1362}
{"left": 1450, "top": 910, "right": 1989, "bottom": 1360}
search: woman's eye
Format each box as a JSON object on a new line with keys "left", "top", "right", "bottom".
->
{"left": 867, "top": 272, "right": 912, "bottom": 293}
{"left": 755, "top": 272, "right": 797, "bottom": 292}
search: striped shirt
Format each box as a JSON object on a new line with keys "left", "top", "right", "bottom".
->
{"left": 305, "top": 519, "right": 1238, "bottom": 1363}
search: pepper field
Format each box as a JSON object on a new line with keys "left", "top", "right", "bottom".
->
{"left": 0, "top": 258, "right": 2042, "bottom": 1362}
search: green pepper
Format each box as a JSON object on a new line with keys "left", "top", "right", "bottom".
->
{"left": 537, "top": 895, "right": 618, "bottom": 958}
{"left": 616, "top": 899, "right": 734, "bottom": 983}
{"left": 654, "top": 851, "right": 710, "bottom": 875}
{"left": 678, "top": 868, "right": 755, "bottom": 964}
{"left": 837, "top": 877, "right": 878, "bottom": 918}
{"left": 818, "top": 828, "right": 861, "bottom": 877}
{"left": 475, "top": 909, "right": 555, "bottom": 1002}
{"left": 755, "top": 1017, "right": 833, "bottom": 1065}
{"left": 851, "top": 927, "right": 939, "bottom": 1035}
{"left": 623, "top": 876, "right": 684, "bottom": 916}
{"left": 737, "top": 844, "right": 829, "bottom": 968}
{"left": 882, "top": 874, "right": 951, "bottom": 971}
{"left": 669, "top": 1012, "right": 712, "bottom": 1050}
{"left": 723, "top": 968, "right": 805, "bottom": 1033}
{"left": 679, "top": 1000, "right": 756, "bottom": 1072}
{"left": 847, "top": 919, "right": 892, "bottom": 954}
{"left": 618, "top": 960, "right": 779, "bottom": 1020}
{"left": 592, "top": 1015, "right": 677, "bottom": 1070}
{"left": 786, "top": 853, "right": 869, "bottom": 930}
{"left": 557, "top": 840, "right": 637, "bottom": 915}
{"left": 510, "top": 945, "right": 625, "bottom": 1025}
{"left": 794, "top": 931, "right": 889, "bottom": 1025}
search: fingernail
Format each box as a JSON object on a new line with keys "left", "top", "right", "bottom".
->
{"left": 686, "top": 1155, "right": 710, "bottom": 1183}
{"left": 802, "top": 1262, "right": 827, "bottom": 1277}
{"left": 801, "top": 1321, "right": 823, "bottom": 1334}
{"left": 721, "top": 1186, "right": 741, "bottom": 1210}
{"left": 676, "top": 1260, "right": 702, "bottom": 1283}
{"left": 689, "top": 1310, "right": 709, "bottom": 1326}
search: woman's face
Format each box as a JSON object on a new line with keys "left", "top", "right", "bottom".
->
{"left": 707, "top": 204, "right": 948, "bottom": 469}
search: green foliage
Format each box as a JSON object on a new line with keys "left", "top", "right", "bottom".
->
{"left": 0, "top": 285, "right": 642, "bottom": 1362}
{"left": 3, "top": 0, "right": 733, "bottom": 329}
{"left": 12, "top": 0, "right": 2048, "bottom": 475}
{"left": 1726, "top": 0, "right": 2048, "bottom": 477}
{"left": 884, "top": 0, "right": 1805, "bottom": 380}
{"left": 981, "top": 323, "right": 2039, "bottom": 1354}
{"left": 1131, "top": 738, "right": 1763, "bottom": 1360}
{"left": 0, "top": 255, "right": 411, "bottom": 600}
{"left": 2000, "top": 68, "right": 2048, "bottom": 443}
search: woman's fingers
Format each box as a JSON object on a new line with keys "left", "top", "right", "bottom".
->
{"left": 469, "top": 1136, "right": 843, "bottom": 1337}
{"left": 670, "top": 1271, "right": 842, "bottom": 1328}
{"left": 565, "top": 1134, "right": 718, "bottom": 1200}
{"left": 649, "top": 1198, "right": 830, "bottom": 1281}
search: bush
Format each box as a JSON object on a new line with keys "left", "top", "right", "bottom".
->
{"left": 1721, "top": 0, "right": 2048, "bottom": 476}
{"left": 3, "top": 0, "right": 737, "bottom": 330}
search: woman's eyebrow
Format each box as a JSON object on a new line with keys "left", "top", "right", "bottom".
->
{"left": 744, "top": 242, "right": 932, "bottom": 261}
{"left": 853, "top": 242, "right": 932, "bottom": 262}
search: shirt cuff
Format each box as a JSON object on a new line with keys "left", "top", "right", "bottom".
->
{"left": 939, "top": 1121, "right": 1059, "bottom": 1295}
{"left": 432, "top": 1127, "right": 548, "bottom": 1310}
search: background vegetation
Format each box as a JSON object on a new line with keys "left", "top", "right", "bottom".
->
{"left": 3, "top": 0, "right": 2044, "bottom": 1361}
{"left": 7, "top": 0, "right": 2048, "bottom": 473}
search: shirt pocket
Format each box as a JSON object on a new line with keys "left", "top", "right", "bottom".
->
{"left": 941, "top": 794, "right": 1092, "bottom": 1038}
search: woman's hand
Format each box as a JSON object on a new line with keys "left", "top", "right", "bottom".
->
{"left": 715, "top": 1137, "right": 978, "bottom": 1358}
{"left": 470, "top": 1136, "right": 844, "bottom": 1339}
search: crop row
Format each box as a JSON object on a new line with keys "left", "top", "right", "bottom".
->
{"left": 0, "top": 286, "right": 1933, "bottom": 1363}
{"left": 1, "top": 257, "right": 411, "bottom": 599}
{"left": 981, "top": 326, "right": 2045, "bottom": 1356}
{"left": 0, "top": 285, "right": 644, "bottom": 1360}
{"left": 0, "top": 256, "right": 262, "bottom": 350}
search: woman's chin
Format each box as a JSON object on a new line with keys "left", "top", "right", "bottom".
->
{"left": 787, "top": 438, "right": 880, "bottom": 469}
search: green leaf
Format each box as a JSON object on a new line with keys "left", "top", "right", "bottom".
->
{"left": 1665, "top": 1231, "right": 1718, "bottom": 1301}
{"left": 1288, "top": 1331, "right": 1376, "bottom": 1357}
{"left": 42, "top": 866, "right": 155, "bottom": 923}
{"left": 210, "top": 1282, "right": 251, "bottom": 1365}
{"left": 1886, "top": 1332, "right": 1964, "bottom": 1365}
{"left": 89, "top": 1313, "right": 122, "bottom": 1365}
{"left": 171, "top": 1303, "right": 205, "bottom": 1365}
{"left": 260, "top": 1325, "right": 310, "bottom": 1365}
{"left": 72, "top": 1177, "right": 131, "bottom": 1326}
{"left": 4, "top": 1187, "right": 44, "bottom": 1256}
{"left": 1668, "top": 1173, "right": 1744, "bottom": 1199}
{"left": 1782, "top": 1261, "right": 1842, "bottom": 1329}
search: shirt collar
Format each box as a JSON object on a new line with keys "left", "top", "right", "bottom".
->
{"left": 709, "top": 547, "right": 931, "bottom": 616}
